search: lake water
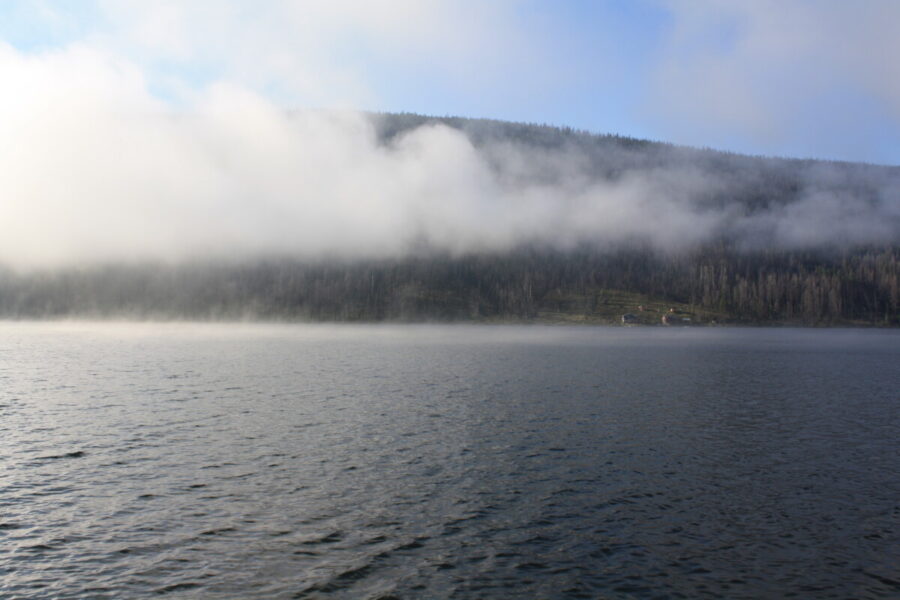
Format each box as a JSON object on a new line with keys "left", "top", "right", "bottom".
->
{"left": 1, "top": 323, "right": 898, "bottom": 599}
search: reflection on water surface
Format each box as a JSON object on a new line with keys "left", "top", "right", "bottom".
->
{"left": 1, "top": 323, "right": 898, "bottom": 598}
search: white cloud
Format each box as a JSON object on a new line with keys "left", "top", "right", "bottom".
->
{"left": 84, "top": 0, "right": 525, "bottom": 108}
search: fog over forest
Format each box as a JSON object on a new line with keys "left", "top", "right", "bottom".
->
{"left": 1, "top": 86, "right": 898, "bottom": 270}
{"left": 1, "top": 68, "right": 898, "bottom": 324}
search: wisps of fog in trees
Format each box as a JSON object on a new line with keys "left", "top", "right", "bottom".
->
{"left": 1, "top": 92, "right": 898, "bottom": 270}
{"left": 1, "top": 247, "right": 896, "bottom": 325}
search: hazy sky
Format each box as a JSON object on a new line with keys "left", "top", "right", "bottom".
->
{"left": 2, "top": 0, "right": 898, "bottom": 165}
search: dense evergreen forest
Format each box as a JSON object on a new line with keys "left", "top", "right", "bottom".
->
{"left": 0, "top": 245, "right": 896, "bottom": 325}
{"left": 1, "top": 114, "right": 897, "bottom": 325}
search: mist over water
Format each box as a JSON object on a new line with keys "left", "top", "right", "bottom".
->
{"left": 3, "top": 6, "right": 899, "bottom": 600}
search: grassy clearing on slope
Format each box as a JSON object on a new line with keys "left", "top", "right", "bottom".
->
{"left": 532, "top": 288, "right": 729, "bottom": 325}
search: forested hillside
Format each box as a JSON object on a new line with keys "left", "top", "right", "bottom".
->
{"left": 1, "top": 114, "right": 897, "bottom": 325}
{"left": 0, "top": 245, "right": 896, "bottom": 325}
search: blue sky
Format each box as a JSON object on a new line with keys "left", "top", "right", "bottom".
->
{"left": 1, "top": 0, "right": 899, "bottom": 164}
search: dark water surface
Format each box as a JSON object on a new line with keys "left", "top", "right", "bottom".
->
{"left": 1, "top": 323, "right": 898, "bottom": 599}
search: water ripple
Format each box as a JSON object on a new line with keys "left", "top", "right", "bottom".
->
{"left": 0, "top": 323, "right": 897, "bottom": 598}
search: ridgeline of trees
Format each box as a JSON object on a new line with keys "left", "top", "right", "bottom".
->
{"left": 1, "top": 114, "right": 897, "bottom": 325}
{"left": 0, "top": 245, "right": 896, "bottom": 325}
{"left": 373, "top": 112, "right": 900, "bottom": 213}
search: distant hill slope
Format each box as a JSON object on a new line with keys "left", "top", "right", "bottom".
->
{"left": 372, "top": 111, "right": 900, "bottom": 210}
{"left": 0, "top": 113, "right": 897, "bottom": 325}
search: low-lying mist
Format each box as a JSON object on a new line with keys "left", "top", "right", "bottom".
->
{"left": 1, "top": 83, "right": 898, "bottom": 270}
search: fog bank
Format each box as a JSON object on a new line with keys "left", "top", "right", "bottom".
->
{"left": 1, "top": 46, "right": 898, "bottom": 269}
